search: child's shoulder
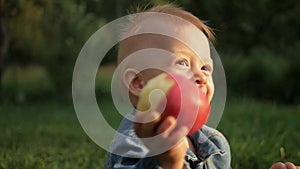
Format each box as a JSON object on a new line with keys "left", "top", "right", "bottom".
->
{"left": 190, "top": 125, "right": 230, "bottom": 161}
{"left": 200, "top": 125, "right": 227, "bottom": 140}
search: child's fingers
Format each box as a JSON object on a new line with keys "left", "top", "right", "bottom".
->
{"left": 156, "top": 116, "right": 188, "bottom": 146}
{"left": 167, "top": 125, "right": 189, "bottom": 145}
{"left": 140, "top": 112, "right": 160, "bottom": 137}
{"left": 134, "top": 111, "right": 160, "bottom": 138}
{"left": 156, "top": 116, "right": 176, "bottom": 135}
{"left": 269, "top": 162, "right": 286, "bottom": 169}
{"left": 285, "top": 162, "right": 297, "bottom": 169}
{"left": 155, "top": 126, "right": 188, "bottom": 152}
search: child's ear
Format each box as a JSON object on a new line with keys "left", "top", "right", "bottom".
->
{"left": 123, "top": 68, "right": 144, "bottom": 96}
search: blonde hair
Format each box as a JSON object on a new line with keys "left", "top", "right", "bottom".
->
{"left": 147, "top": 4, "right": 215, "bottom": 42}
{"left": 118, "top": 4, "right": 215, "bottom": 63}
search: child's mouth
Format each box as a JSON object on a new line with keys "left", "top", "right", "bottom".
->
{"left": 198, "top": 86, "right": 208, "bottom": 96}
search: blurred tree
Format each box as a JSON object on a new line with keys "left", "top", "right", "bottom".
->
{"left": 6, "top": 0, "right": 103, "bottom": 101}
{"left": 3, "top": 0, "right": 299, "bottom": 103}
{"left": 178, "top": 0, "right": 300, "bottom": 54}
{"left": 0, "top": 0, "right": 8, "bottom": 103}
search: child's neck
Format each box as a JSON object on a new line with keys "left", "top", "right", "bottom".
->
{"left": 186, "top": 137, "right": 196, "bottom": 154}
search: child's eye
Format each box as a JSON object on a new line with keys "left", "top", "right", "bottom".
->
{"left": 201, "top": 65, "right": 212, "bottom": 72}
{"left": 176, "top": 60, "right": 190, "bottom": 68}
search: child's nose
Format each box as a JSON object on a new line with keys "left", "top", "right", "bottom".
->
{"left": 193, "top": 72, "right": 207, "bottom": 86}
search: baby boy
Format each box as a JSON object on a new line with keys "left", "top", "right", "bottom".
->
{"left": 105, "top": 4, "right": 299, "bottom": 169}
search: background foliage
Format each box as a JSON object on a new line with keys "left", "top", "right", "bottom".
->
{"left": 1, "top": 0, "right": 299, "bottom": 168}
{"left": 1, "top": 0, "right": 299, "bottom": 103}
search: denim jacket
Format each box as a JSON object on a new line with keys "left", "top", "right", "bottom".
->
{"left": 104, "top": 113, "right": 231, "bottom": 169}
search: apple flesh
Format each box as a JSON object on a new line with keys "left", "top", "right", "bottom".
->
{"left": 137, "top": 73, "right": 210, "bottom": 136}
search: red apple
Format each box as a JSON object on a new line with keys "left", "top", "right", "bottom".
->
{"left": 137, "top": 73, "right": 210, "bottom": 136}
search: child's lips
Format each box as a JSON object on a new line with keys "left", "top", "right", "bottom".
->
{"left": 198, "top": 86, "right": 207, "bottom": 96}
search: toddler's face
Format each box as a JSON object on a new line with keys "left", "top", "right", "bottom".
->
{"left": 120, "top": 16, "right": 215, "bottom": 105}
{"left": 142, "top": 35, "right": 214, "bottom": 102}
{"left": 122, "top": 33, "right": 214, "bottom": 103}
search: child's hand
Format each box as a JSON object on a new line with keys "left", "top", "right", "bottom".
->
{"left": 134, "top": 111, "right": 189, "bottom": 169}
{"left": 270, "top": 162, "right": 300, "bottom": 169}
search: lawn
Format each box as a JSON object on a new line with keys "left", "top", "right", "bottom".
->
{"left": 0, "top": 97, "right": 299, "bottom": 169}
{"left": 219, "top": 98, "right": 300, "bottom": 169}
{"left": 0, "top": 101, "right": 106, "bottom": 169}
{"left": 1, "top": 65, "right": 299, "bottom": 169}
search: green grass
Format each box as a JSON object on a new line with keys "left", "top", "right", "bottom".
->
{"left": 1, "top": 98, "right": 299, "bottom": 169}
{"left": 1, "top": 65, "right": 299, "bottom": 168}
{"left": 219, "top": 98, "right": 300, "bottom": 169}
{"left": 0, "top": 101, "right": 106, "bottom": 169}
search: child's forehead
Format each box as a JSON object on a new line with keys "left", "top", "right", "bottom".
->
{"left": 121, "top": 14, "right": 211, "bottom": 63}
{"left": 122, "top": 33, "right": 212, "bottom": 65}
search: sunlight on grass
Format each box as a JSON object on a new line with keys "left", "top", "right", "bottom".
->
{"left": 219, "top": 98, "right": 300, "bottom": 169}
{"left": 1, "top": 98, "right": 299, "bottom": 168}
{"left": 1, "top": 65, "right": 299, "bottom": 168}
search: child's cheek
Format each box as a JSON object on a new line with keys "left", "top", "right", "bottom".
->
{"left": 208, "top": 78, "right": 215, "bottom": 102}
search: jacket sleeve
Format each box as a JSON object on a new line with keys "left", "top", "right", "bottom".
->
{"left": 104, "top": 116, "right": 162, "bottom": 169}
{"left": 105, "top": 153, "right": 162, "bottom": 169}
{"left": 195, "top": 126, "right": 231, "bottom": 169}
{"left": 204, "top": 134, "right": 231, "bottom": 169}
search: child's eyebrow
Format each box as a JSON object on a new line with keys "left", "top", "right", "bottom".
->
{"left": 174, "top": 50, "right": 195, "bottom": 58}
{"left": 173, "top": 50, "right": 192, "bottom": 59}
{"left": 174, "top": 50, "right": 213, "bottom": 65}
